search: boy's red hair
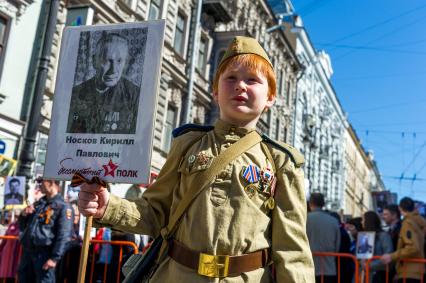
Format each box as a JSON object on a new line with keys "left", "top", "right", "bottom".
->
{"left": 213, "top": 54, "right": 277, "bottom": 99}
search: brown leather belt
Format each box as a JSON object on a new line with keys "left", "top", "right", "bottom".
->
{"left": 168, "top": 239, "right": 270, "bottom": 278}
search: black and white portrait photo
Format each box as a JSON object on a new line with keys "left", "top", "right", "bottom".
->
{"left": 45, "top": 21, "right": 165, "bottom": 183}
{"left": 67, "top": 28, "right": 147, "bottom": 134}
{"left": 4, "top": 176, "right": 25, "bottom": 206}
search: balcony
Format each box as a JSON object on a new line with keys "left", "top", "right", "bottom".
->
{"left": 202, "top": 0, "right": 233, "bottom": 24}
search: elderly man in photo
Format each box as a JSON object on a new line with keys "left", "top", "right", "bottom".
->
{"left": 4, "top": 177, "right": 24, "bottom": 205}
{"left": 67, "top": 33, "right": 141, "bottom": 134}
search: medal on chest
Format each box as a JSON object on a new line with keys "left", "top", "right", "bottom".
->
{"left": 241, "top": 165, "right": 260, "bottom": 183}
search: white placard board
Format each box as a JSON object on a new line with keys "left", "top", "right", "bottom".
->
{"left": 44, "top": 20, "right": 165, "bottom": 184}
{"left": 356, "top": 231, "right": 375, "bottom": 259}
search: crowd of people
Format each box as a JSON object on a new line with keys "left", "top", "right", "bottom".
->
{"left": 307, "top": 192, "right": 426, "bottom": 283}
{"left": 0, "top": 179, "right": 151, "bottom": 283}
{"left": 1, "top": 186, "right": 424, "bottom": 283}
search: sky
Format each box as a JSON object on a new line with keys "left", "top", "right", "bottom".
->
{"left": 276, "top": 0, "right": 426, "bottom": 201}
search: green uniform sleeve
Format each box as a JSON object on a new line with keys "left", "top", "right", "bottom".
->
{"left": 98, "top": 134, "right": 196, "bottom": 237}
{"left": 272, "top": 156, "right": 315, "bottom": 283}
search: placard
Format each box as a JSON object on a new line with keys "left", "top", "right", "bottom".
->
{"left": 44, "top": 20, "right": 165, "bottom": 184}
{"left": 356, "top": 231, "right": 375, "bottom": 259}
{"left": 3, "top": 176, "right": 25, "bottom": 206}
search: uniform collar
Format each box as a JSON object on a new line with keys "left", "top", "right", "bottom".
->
{"left": 213, "top": 119, "right": 256, "bottom": 138}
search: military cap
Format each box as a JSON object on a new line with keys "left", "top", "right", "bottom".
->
{"left": 218, "top": 36, "right": 273, "bottom": 69}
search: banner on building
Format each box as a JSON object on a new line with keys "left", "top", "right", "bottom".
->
{"left": 0, "top": 155, "right": 17, "bottom": 177}
{"left": 44, "top": 20, "right": 165, "bottom": 184}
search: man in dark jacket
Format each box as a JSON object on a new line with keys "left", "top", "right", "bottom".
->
{"left": 18, "top": 178, "right": 72, "bottom": 283}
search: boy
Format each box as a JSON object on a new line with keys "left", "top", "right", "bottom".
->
{"left": 78, "top": 36, "right": 314, "bottom": 282}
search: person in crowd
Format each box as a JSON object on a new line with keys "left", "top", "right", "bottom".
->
{"left": 345, "top": 217, "right": 363, "bottom": 255}
{"left": 78, "top": 36, "right": 315, "bottom": 282}
{"left": 381, "top": 197, "right": 426, "bottom": 283}
{"left": 0, "top": 209, "right": 21, "bottom": 282}
{"left": 307, "top": 192, "right": 341, "bottom": 283}
{"left": 382, "top": 204, "right": 402, "bottom": 281}
{"left": 18, "top": 178, "right": 72, "bottom": 283}
{"left": 67, "top": 33, "right": 140, "bottom": 134}
{"left": 382, "top": 204, "right": 402, "bottom": 250}
{"left": 329, "top": 211, "right": 355, "bottom": 283}
{"left": 362, "top": 210, "right": 394, "bottom": 283}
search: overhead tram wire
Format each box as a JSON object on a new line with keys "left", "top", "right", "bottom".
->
{"left": 298, "top": 0, "right": 333, "bottom": 17}
{"left": 316, "top": 43, "right": 426, "bottom": 56}
{"left": 325, "top": 3, "right": 426, "bottom": 48}
{"left": 335, "top": 15, "right": 426, "bottom": 61}
{"left": 349, "top": 98, "right": 426, "bottom": 114}
{"left": 400, "top": 141, "right": 426, "bottom": 176}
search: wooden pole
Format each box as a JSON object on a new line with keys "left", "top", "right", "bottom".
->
{"left": 77, "top": 215, "right": 93, "bottom": 283}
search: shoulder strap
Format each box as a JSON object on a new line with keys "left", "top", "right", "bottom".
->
{"left": 172, "top": 123, "right": 214, "bottom": 138}
{"left": 161, "top": 130, "right": 262, "bottom": 239}
{"left": 261, "top": 134, "right": 304, "bottom": 167}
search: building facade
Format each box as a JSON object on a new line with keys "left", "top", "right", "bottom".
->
{"left": 0, "top": 0, "right": 303, "bottom": 197}
{"left": 292, "top": 16, "right": 347, "bottom": 210}
{"left": 0, "top": 0, "right": 42, "bottom": 160}
{"left": 344, "top": 125, "right": 375, "bottom": 217}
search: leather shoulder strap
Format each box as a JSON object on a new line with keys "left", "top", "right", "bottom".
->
{"left": 162, "top": 131, "right": 262, "bottom": 238}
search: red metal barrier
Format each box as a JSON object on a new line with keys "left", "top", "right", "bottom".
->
{"left": 365, "top": 255, "right": 390, "bottom": 283}
{"left": 0, "top": 235, "right": 138, "bottom": 283}
{"left": 87, "top": 239, "right": 138, "bottom": 283}
{"left": 364, "top": 255, "right": 425, "bottom": 283}
{"left": 312, "top": 251, "right": 360, "bottom": 283}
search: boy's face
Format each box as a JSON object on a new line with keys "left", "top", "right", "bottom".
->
{"left": 214, "top": 61, "right": 275, "bottom": 127}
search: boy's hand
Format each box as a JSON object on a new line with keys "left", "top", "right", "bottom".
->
{"left": 78, "top": 183, "right": 110, "bottom": 219}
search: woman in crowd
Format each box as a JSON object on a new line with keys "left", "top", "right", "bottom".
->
{"left": 362, "top": 211, "right": 393, "bottom": 283}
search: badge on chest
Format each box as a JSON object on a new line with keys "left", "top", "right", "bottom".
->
{"left": 240, "top": 164, "right": 277, "bottom": 209}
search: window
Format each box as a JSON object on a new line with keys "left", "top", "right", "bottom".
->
{"left": 162, "top": 105, "right": 178, "bottom": 152}
{"left": 275, "top": 118, "right": 280, "bottom": 140}
{"left": 0, "top": 13, "right": 10, "bottom": 81}
{"left": 148, "top": 0, "right": 162, "bottom": 20}
{"left": 277, "top": 70, "right": 284, "bottom": 95}
{"left": 173, "top": 12, "right": 186, "bottom": 56}
{"left": 197, "top": 36, "right": 208, "bottom": 73}
{"left": 285, "top": 81, "right": 291, "bottom": 106}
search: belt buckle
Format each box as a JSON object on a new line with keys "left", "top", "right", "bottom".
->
{"left": 198, "top": 253, "right": 229, "bottom": 278}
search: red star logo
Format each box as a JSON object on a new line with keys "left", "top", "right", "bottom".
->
{"left": 103, "top": 159, "right": 118, "bottom": 177}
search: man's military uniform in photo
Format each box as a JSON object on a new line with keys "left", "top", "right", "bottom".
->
{"left": 67, "top": 77, "right": 140, "bottom": 134}
{"left": 97, "top": 120, "right": 314, "bottom": 282}
{"left": 18, "top": 194, "right": 72, "bottom": 282}
{"left": 390, "top": 211, "right": 426, "bottom": 280}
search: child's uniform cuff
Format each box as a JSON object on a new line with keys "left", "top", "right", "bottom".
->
{"left": 97, "top": 194, "right": 122, "bottom": 226}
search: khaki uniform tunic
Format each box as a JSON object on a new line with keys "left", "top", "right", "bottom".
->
{"left": 98, "top": 120, "right": 314, "bottom": 282}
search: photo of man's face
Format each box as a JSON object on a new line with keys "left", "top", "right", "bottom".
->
{"left": 94, "top": 36, "right": 129, "bottom": 89}
{"left": 9, "top": 179, "right": 19, "bottom": 193}
{"left": 4, "top": 176, "right": 24, "bottom": 206}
